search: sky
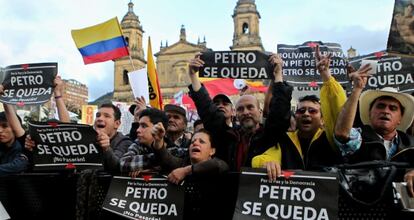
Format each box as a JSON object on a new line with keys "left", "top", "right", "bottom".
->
{"left": 0, "top": 0, "right": 396, "bottom": 101}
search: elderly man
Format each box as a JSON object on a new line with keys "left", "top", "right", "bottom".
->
{"left": 164, "top": 104, "right": 191, "bottom": 155}
{"left": 188, "top": 53, "right": 291, "bottom": 171}
{"left": 334, "top": 68, "right": 414, "bottom": 196}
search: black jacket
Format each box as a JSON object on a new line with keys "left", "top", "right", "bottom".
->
{"left": 345, "top": 125, "right": 414, "bottom": 165}
{"left": 188, "top": 81, "right": 292, "bottom": 171}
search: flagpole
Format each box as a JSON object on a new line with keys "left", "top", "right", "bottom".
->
{"left": 128, "top": 52, "right": 136, "bottom": 71}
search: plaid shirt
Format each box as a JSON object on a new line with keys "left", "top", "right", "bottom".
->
{"left": 119, "top": 139, "right": 188, "bottom": 173}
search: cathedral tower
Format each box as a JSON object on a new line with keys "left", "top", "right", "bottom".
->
{"left": 230, "top": 0, "right": 264, "bottom": 51}
{"left": 113, "top": 1, "right": 146, "bottom": 102}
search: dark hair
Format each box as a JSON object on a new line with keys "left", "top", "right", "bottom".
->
{"left": 139, "top": 108, "right": 169, "bottom": 129}
{"left": 369, "top": 96, "right": 405, "bottom": 115}
{"left": 193, "top": 128, "right": 216, "bottom": 149}
{"left": 99, "top": 103, "right": 121, "bottom": 120}
{"left": 193, "top": 119, "right": 203, "bottom": 129}
{"left": 0, "top": 111, "right": 22, "bottom": 126}
{"left": 298, "top": 95, "right": 320, "bottom": 104}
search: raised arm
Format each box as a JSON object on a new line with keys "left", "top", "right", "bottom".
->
{"left": 316, "top": 45, "right": 346, "bottom": 149}
{"left": 3, "top": 104, "right": 25, "bottom": 138}
{"left": 334, "top": 64, "right": 372, "bottom": 142}
{"left": 188, "top": 53, "right": 204, "bottom": 92}
{"left": 53, "top": 75, "right": 70, "bottom": 123}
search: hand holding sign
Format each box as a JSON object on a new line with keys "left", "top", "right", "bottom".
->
{"left": 188, "top": 53, "right": 204, "bottom": 91}
{"left": 269, "top": 53, "right": 283, "bottom": 82}
{"left": 151, "top": 122, "right": 166, "bottom": 150}
{"left": 25, "top": 135, "right": 36, "bottom": 152}
{"left": 263, "top": 161, "right": 282, "bottom": 181}
{"left": 404, "top": 169, "right": 414, "bottom": 197}
{"left": 188, "top": 53, "right": 204, "bottom": 75}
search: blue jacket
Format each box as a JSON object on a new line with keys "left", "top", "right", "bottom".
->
{"left": 0, "top": 140, "right": 29, "bottom": 176}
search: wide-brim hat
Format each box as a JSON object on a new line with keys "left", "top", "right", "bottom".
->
{"left": 359, "top": 87, "right": 414, "bottom": 131}
{"left": 213, "top": 94, "right": 233, "bottom": 105}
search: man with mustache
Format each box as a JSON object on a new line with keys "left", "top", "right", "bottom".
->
{"left": 188, "top": 53, "right": 292, "bottom": 171}
{"left": 334, "top": 69, "right": 414, "bottom": 197}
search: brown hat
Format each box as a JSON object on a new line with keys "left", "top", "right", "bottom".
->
{"left": 164, "top": 104, "right": 187, "bottom": 118}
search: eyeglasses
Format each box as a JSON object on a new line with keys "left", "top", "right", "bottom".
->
{"left": 295, "top": 107, "right": 319, "bottom": 115}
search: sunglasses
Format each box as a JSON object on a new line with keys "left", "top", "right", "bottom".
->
{"left": 295, "top": 107, "right": 319, "bottom": 115}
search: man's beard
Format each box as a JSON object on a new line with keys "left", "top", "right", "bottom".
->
{"left": 241, "top": 118, "right": 256, "bottom": 131}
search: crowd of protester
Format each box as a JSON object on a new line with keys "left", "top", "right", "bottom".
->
{"left": 1, "top": 46, "right": 414, "bottom": 204}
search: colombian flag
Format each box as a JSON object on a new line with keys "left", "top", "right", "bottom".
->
{"left": 147, "top": 37, "right": 163, "bottom": 110}
{"left": 71, "top": 17, "right": 129, "bottom": 64}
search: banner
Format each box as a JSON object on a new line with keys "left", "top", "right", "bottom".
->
{"left": 81, "top": 105, "right": 97, "bottom": 125}
{"left": 199, "top": 51, "right": 273, "bottom": 79}
{"left": 28, "top": 121, "right": 103, "bottom": 171}
{"left": 277, "top": 41, "right": 348, "bottom": 87}
{"left": 0, "top": 63, "right": 57, "bottom": 105}
{"left": 233, "top": 168, "right": 338, "bottom": 220}
{"left": 387, "top": 0, "right": 414, "bottom": 56}
{"left": 102, "top": 176, "right": 184, "bottom": 220}
{"left": 349, "top": 51, "right": 414, "bottom": 93}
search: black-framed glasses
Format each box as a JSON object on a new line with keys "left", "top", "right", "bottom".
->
{"left": 295, "top": 107, "right": 319, "bottom": 115}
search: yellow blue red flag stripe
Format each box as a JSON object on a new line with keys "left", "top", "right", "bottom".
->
{"left": 71, "top": 17, "right": 129, "bottom": 64}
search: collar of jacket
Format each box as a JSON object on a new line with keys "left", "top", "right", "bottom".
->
{"left": 286, "top": 128, "right": 324, "bottom": 158}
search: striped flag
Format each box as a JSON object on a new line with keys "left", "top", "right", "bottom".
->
{"left": 71, "top": 17, "right": 129, "bottom": 64}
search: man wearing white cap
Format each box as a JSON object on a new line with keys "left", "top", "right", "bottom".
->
{"left": 334, "top": 68, "right": 414, "bottom": 196}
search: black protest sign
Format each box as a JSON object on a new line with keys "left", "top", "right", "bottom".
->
{"left": 0, "top": 63, "right": 57, "bottom": 105}
{"left": 28, "top": 121, "right": 103, "bottom": 171}
{"left": 233, "top": 168, "right": 338, "bottom": 220}
{"left": 277, "top": 41, "right": 348, "bottom": 87}
{"left": 349, "top": 51, "right": 414, "bottom": 93}
{"left": 387, "top": 0, "right": 414, "bottom": 56}
{"left": 102, "top": 176, "right": 184, "bottom": 220}
{"left": 199, "top": 51, "right": 273, "bottom": 79}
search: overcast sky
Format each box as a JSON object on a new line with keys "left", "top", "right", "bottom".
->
{"left": 0, "top": 0, "right": 395, "bottom": 101}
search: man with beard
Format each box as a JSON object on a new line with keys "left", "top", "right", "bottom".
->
{"left": 188, "top": 53, "right": 292, "bottom": 171}
{"left": 94, "top": 103, "right": 132, "bottom": 174}
{"left": 252, "top": 45, "right": 346, "bottom": 180}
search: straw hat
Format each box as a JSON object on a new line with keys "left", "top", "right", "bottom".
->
{"left": 359, "top": 87, "right": 414, "bottom": 131}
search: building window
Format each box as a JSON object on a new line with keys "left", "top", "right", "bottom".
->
{"left": 123, "top": 70, "right": 129, "bottom": 85}
{"left": 242, "top": 23, "right": 249, "bottom": 34}
{"left": 125, "top": 37, "right": 129, "bottom": 46}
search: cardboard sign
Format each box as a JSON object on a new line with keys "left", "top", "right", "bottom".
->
{"left": 199, "top": 51, "right": 273, "bottom": 79}
{"left": 0, "top": 63, "right": 57, "bottom": 105}
{"left": 233, "top": 168, "right": 338, "bottom": 220}
{"left": 28, "top": 121, "right": 103, "bottom": 171}
{"left": 81, "top": 105, "right": 97, "bottom": 125}
{"left": 277, "top": 41, "right": 348, "bottom": 87}
{"left": 102, "top": 176, "right": 184, "bottom": 220}
{"left": 387, "top": 0, "right": 414, "bottom": 56}
{"left": 349, "top": 51, "right": 414, "bottom": 93}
